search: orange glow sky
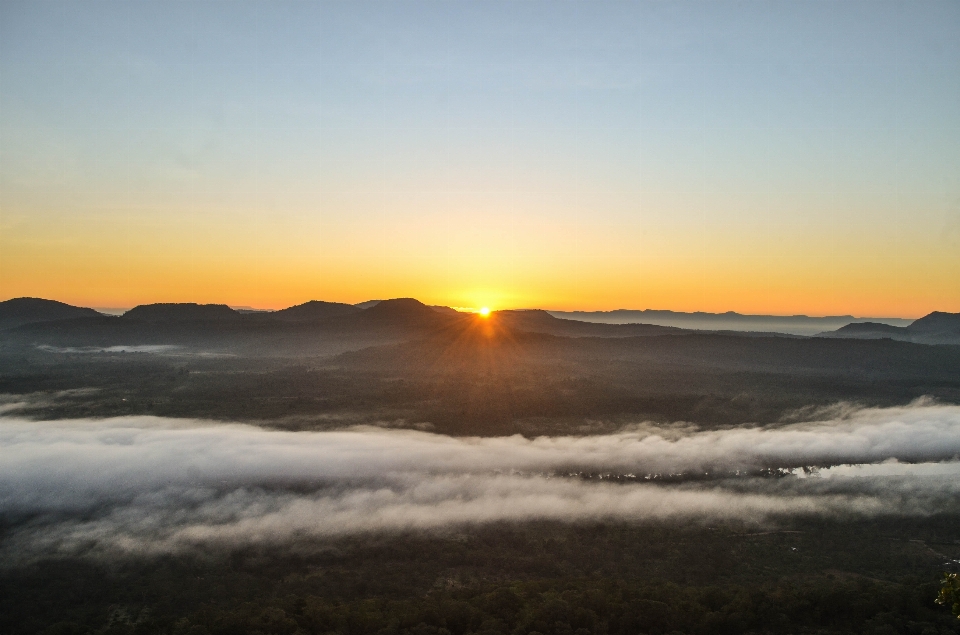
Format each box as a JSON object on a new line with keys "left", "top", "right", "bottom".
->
{"left": 2, "top": 1, "right": 958, "bottom": 317}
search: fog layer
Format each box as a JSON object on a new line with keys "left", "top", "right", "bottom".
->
{"left": 2, "top": 403, "right": 959, "bottom": 560}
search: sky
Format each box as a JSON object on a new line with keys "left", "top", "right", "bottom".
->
{"left": 1, "top": 0, "right": 958, "bottom": 316}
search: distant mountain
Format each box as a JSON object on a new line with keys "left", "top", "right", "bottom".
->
{"left": 359, "top": 298, "right": 451, "bottom": 323}
{"left": 0, "top": 297, "right": 102, "bottom": 330}
{"left": 825, "top": 322, "right": 907, "bottom": 338}
{"left": 123, "top": 303, "right": 240, "bottom": 321}
{"left": 359, "top": 301, "right": 460, "bottom": 316}
{"left": 547, "top": 309, "right": 912, "bottom": 336}
{"left": 818, "top": 311, "right": 960, "bottom": 345}
{"left": 271, "top": 300, "right": 361, "bottom": 322}
{"left": 908, "top": 311, "right": 960, "bottom": 339}
{"left": 3, "top": 297, "right": 468, "bottom": 357}
{"left": 10, "top": 296, "right": 956, "bottom": 360}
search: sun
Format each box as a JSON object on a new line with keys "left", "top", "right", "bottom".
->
{"left": 478, "top": 307, "right": 491, "bottom": 317}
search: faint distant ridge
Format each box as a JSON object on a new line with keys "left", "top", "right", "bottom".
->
{"left": 123, "top": 303, "right": 240, "bottom": 321}
{"left": 496, "top": 308, "right": 682, "bottom": 338}
{"left": 230, "top": 306, "right": 273, "bottom": 314}
{"left": 272, "top": 300, "right": 361, "bottom": 322}
{"left": 547, "top": 308, "right": 912, "bottom": 336}
{"left": 0, "top": 297, "right": 102, "bottom": 330}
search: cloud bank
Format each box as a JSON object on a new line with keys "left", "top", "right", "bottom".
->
{"left": 2, "top": 403, "right": 959, "bottom": 561}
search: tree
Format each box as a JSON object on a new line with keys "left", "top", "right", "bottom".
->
{"left": 936, "top": 573, "right": 960, "bottom": 619}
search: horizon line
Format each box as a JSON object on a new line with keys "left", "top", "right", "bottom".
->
{"left": 1, "top": 295, "right": 927, "bottom": 321}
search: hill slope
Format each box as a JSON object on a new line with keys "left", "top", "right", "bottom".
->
{"left": 907, "top": 311, "right": 960, "bottom": 341}
{"left": 358, "top": 298, "right": 454, "bottom": 324}
{"left": 271, "top": 300, "right": 361, "bottom": 321}
{"left": 0, "top": 298, "right": 102, "bottom": 330}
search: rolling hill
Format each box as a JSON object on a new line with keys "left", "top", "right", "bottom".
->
{"left": 0, "top": 297, "right": 102, "bottom": 330}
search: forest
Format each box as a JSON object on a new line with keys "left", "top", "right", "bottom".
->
{"left": 3, "top": 517, "right": 960, "bottom": 635}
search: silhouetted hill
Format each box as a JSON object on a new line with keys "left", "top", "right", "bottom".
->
{"left": 359, "top": 298, "right": 452, "bottom": 323}
{"left": 271, "top": 300, "right": 361, "bottom": 322}
{"left": 9, "top": 296, "right": 958, "bottom": 362}
{"left": 907, "top": 311, "right": 960, "bottom": 337}
{"left": 821, "top": 322, "right": 907, "bottom": 339}
{"left": 123, "top": 303, "right": 240, "bottom": 321}
{"left": 6, "top": 297, "right": 467, "bottom": 357}
{"left": 0, "top": 297, "right": 101, "bottom": 330}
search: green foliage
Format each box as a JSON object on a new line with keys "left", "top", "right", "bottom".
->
{"left": 938, "top": 573, "right": 960, "bottom": 619}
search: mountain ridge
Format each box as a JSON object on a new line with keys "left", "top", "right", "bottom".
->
{"left": 547, "top": 308, "right": 913, "bottom": 336}
{"left": 4, "top": 296, "right": 955, "bottom": 345}
{"left": 817, "top": 311, "right": 960, "bottom": 345}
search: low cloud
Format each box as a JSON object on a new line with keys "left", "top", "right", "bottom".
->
{"left": 37, "top": 344, "right": 182, "bottom": 354}
{"left": 2, "top": 403, "right": 959, "bottom": 561}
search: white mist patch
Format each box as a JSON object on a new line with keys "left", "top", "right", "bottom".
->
{"left": 37, "top": 344, "right": 182, "bottom": 354}
{"left": 2, "top": 403, "right": 960, "bottom": 559}
{"left": 810, "top": 460, "right": 960, "bottom": 478}
{"left": 8, "top": 476, "right": 898, "bottom": 560}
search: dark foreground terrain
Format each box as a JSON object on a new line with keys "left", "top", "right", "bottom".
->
{"left": 2, "top": 517, "right": 959, "bottom": 635}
